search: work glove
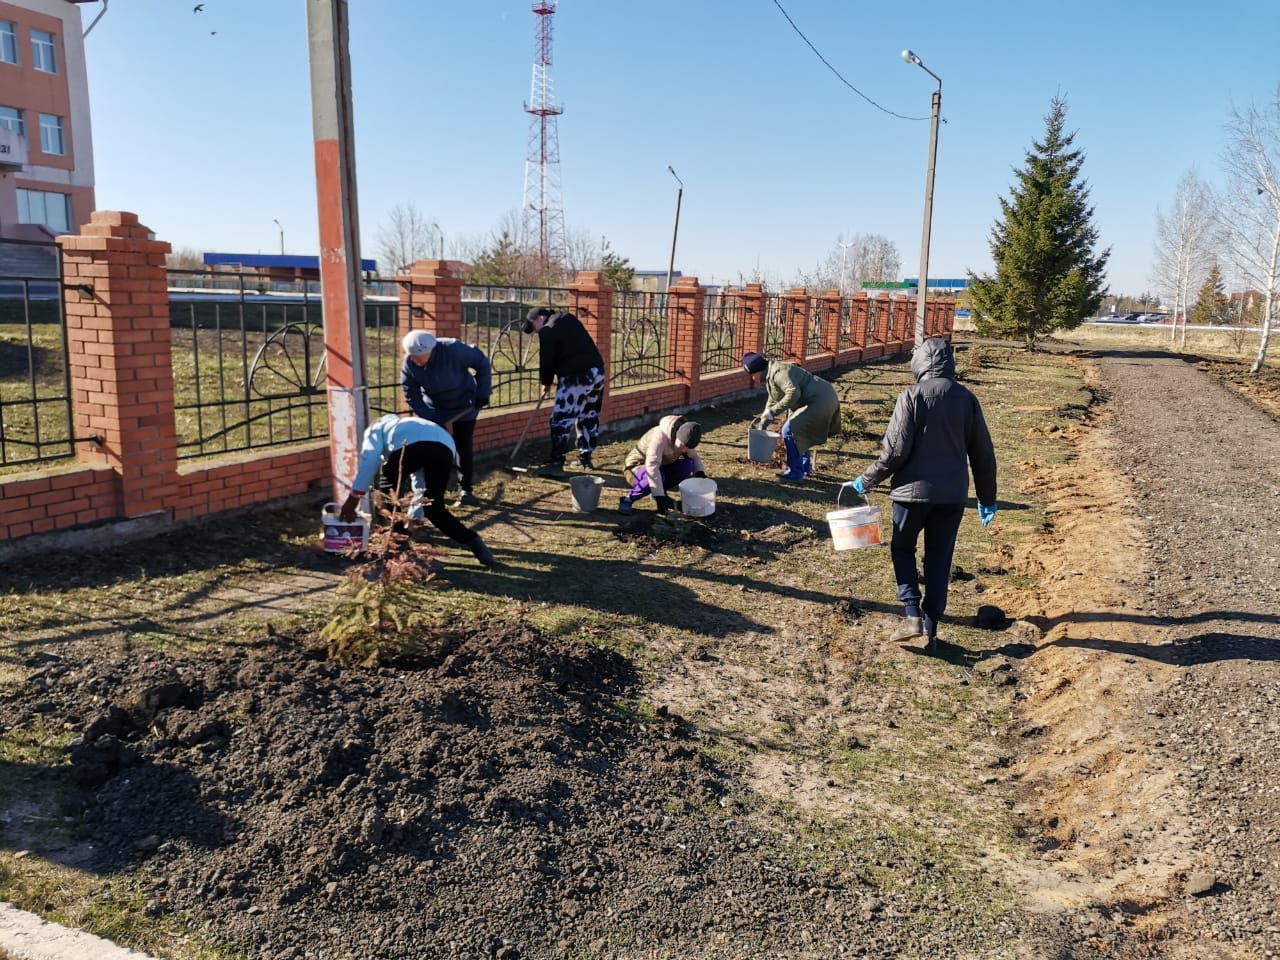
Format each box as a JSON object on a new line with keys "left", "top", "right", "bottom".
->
{"left": 978, "top": 502, "right": 998, "bottom": 527}
{"left": 653, "top": 494, "right": 675, "bottom": 514}
{"left": 693, "top": 471, "right": 707, "bottom": 479}
{"left": 475, "top": 396, "right": 490, "bottom": 410}
{"left": 848, "top": 477, "right": 868, "bottom": 495}
{"left": 339, "top": 493, "right": 361, "bottom": 523}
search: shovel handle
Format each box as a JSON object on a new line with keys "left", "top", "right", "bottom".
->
{"left": 508, "top": 394, "right": 547, "bottom": 463}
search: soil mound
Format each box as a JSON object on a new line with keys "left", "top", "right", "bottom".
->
{"left": 10, "top": 623, "right": 889, "bottom": 959}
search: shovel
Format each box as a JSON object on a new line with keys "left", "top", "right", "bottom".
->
{"left": 506, "top": 394, "right": 547, "bottom": 474}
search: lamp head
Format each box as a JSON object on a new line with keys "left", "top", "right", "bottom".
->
{"left": 901, "top": 49, "right": 921, "bottom": 66}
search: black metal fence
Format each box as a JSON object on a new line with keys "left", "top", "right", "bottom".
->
{"left": 460, "top": 285, "right": 576, "bottom": 409}
{"left": 611, "top": 291, "right": 672, "bottom": 389}
{"left": 167, "top": 270, "right": 405, "bottom": 459}
{"left": 0, "top": 240, "right": 73, "bottom": 469}
{"left": 701, "top": 291, "right": 745, "bottom": 374}
{"left": 764, "top": 294, "right": 788, "bottom": 358}
{"left": 805, "top": 297, "right": 826, "bottom": 357}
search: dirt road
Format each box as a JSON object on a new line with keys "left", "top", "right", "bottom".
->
{"left": 1090, "top": 350, "right": 1280, "bottom": 952}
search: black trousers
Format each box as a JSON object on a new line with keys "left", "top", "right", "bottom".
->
{"left": 451, "top": 418, "right": 475, "bottom": 492}
{"left": 381, "top": 441, "right": 476, "bottom": 546}
{"left": 890, "top": 501, "right": 965, "bottom": 638}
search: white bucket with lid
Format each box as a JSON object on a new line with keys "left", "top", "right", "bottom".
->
{"left": 569, "top": 475, "right": 605, "bottom": 512}
{"left": 678, "top": 477, "right": 717, "bottom": 517}
{"left": 747, "top": 428, "right": 780, "bottom": 463}
{"left": 826, "top": 487, "right": 882, "bottom": 551}
{"left": 321, "top": 501, "right": 370, "bottom": 553}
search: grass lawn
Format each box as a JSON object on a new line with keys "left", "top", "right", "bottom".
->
{"left": 0, "top": 340, "right": 1091, "bottom": 958}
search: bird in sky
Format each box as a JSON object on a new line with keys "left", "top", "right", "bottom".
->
{"left": 193, "top": 3, "right": 204, "bottom": 12}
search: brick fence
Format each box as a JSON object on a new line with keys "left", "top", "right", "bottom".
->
{"left": 0, "top": 212, "right": 953, "bottom": 548}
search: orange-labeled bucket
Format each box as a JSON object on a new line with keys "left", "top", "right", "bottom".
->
{"left": 826, "top": 504, "right": 882, "bottom": 551}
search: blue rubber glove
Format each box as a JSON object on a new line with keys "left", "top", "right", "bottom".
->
{"left": 978, "top": 502, "right": 998, "bottom": 526}
{"left": 852, "top": 477, "right": 867, "bottom": 495}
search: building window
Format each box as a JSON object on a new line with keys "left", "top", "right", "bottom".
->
{"left": 1, "top": 21, "right": 17, "bottom": 64}
{"left": 16, "top": 189, "right": 72, "bottom": 234}
{"left": 0, "top": 105, "right": 22, "bottom": 135}
{"left": 38, "top": 114, "right": 64, "bottom": 155}
{"left": 31, "top": 29, "right": 56, "bottom": 73}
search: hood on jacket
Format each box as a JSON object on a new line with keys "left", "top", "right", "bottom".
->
{"left": 911, "top": 337, "right": 956, "bottom": 382}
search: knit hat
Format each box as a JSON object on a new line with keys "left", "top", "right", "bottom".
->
{"left": 402, "top": 330, "right": 437, "bottom": 357}
{"left": 741, "top": 351, "right": 767, "bottom": 375}
{"left": 675, "top": 421, "right": 702, "bottom": 449}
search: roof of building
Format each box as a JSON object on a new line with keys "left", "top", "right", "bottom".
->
{"left": 632, "top": 270, "right": 683, "bottom": 277}
{"left": 203, "top": 253, "right": 378, "bottom": 273}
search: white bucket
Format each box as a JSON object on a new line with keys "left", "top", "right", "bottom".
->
{"left": 569, "top": 475, "right": 605, "bottom": 512}
{"left": 321, "top": 501, "right": 370, "bottom": 553}
{"left": 826, "top": 504, "right": 882, "bottom": 551}
{"left": 747, "top": 428, "right": 780, "bottom": 463}
{"left": 678, "top": 477, "right": 717, "bottom": 517}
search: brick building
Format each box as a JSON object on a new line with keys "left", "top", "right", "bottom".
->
{"left": 0, "top": 0, "right": 96, "bottom": 240}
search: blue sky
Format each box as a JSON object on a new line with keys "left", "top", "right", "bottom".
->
{"left": 84, "top": 0, "right": 1279, "bottom": 294}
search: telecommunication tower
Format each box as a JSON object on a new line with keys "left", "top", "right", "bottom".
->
{"left": 521, "top": 1, "right": 566, "bottom": 270}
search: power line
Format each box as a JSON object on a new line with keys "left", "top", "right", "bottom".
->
{"left": 768, "top": 0, "right": 928, "bottom": 122}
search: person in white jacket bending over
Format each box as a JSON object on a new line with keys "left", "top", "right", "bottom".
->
{"left": 339, "top": 414, "right": 495, "bottom": 566}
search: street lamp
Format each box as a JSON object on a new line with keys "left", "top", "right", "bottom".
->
{"left": 665, "top": 165, "right": 683, "bottom": 295}
{"left": 838, "top": 240, "right": 853, "bottom": 296}
{"left": 272, "top": 218, "right": 284, "bottom": 255}
{"left": 902, "top": 48, "right": 941, "bottom": 345}
{"left": 431, "top": 220, "right": 444, "bottom": 259}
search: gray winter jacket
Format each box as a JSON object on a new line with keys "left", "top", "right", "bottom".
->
{"left": 857, "top": 338, "right": 997, "bottom": 506}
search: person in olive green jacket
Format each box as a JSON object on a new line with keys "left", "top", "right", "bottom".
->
{"left": 741, "top": 352, "right": 841, "bottom": 482}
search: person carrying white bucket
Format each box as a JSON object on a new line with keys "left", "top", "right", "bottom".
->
{"left": 845, "top": 337, "right": 998, "bottom": 653}
{"left": 741, "top": 352, "right": 841, "bottom": 483}
{"left": 339, "top": 414, "right": 496, "bottom": 568}
{"left": 618, "top": 416, "right": 708, "bottom": 515}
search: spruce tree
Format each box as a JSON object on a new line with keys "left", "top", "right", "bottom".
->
{"left": 968, "top": 96, "right": 1109, "bottom": 349}
{"left": 1189, "top": 264, "right": 1227, "bottom": 327}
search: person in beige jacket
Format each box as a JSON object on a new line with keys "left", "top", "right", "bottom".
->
{"left": 619, "top": 415, "right": 707, "bottom": 515}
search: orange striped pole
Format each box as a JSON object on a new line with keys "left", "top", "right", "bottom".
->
{"left": 306, "top": 0, "right": 368, "bottom": 501}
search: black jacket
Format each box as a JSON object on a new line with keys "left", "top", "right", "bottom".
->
{"left": 858, "top": 338, "right": 997, "bottom": 506}
{"left": 538, "top": 312, "right": 604, "bottom": 387}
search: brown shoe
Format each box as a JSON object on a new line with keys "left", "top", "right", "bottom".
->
{"left": 889, "top": 616, "right": 924, "bottom": 643}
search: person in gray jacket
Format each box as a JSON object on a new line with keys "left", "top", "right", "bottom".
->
{"left": 847, "top": 337, "right": 998, "bottom": 650}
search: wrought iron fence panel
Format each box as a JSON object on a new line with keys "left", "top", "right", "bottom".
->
{"left": 866, "top": 296, "right": 881, "bottom": 343}
{"left": 460, "top": 285, "right": 576, "bottom": 409}
{"left": 763, "top": 294, "right": 787, "bottom": 358}
{"left": 0, "top": 240, "right": 74, "bottom": 469}
{"left": 838, "top": 296, "right": 853, "bottom": 352}
{"left": 611, "top": 291, "right": 671, "bottom": 388}
{"left": 805, "top": 297, "right": 825, "bottom": 357}
{"left": 701, "top": 292, "right": 744, "bottom": 374}
{"left": 168, "top": 270, "right": 403, "bottom": 459}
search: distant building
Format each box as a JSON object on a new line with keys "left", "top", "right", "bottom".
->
{"left": 200, "top": 253, "right": 379, "bottom": 285}
{"left": 0, "top": 0, "right": 96, "bottom": 240}
{"left": 631, "top": 270, "right": 682, "bottom": 293}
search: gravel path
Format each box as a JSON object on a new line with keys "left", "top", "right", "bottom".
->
{"left": 0, "top": 902, "right": 154, "bottom": 959}
{"left": 1092, "top": 351, "right": 1280, "bottom": 953}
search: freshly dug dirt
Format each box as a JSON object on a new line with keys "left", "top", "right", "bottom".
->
{"left": 9, "top": 623, "right": 931, "bottom": 960}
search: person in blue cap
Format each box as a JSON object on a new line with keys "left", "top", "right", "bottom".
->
{"left": 401, "top": 329, "right": 492, "bottom": 506}
{"left": 845, "top": 337, "right": 997, "bottom": 651}
{"left": 340, "top": 414, "right": 495, "bottom": 567}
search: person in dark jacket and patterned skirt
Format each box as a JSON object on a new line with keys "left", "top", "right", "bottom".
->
{"left": 848, "top": 337, "right": 998, "bottom": 651}
{"left": 401, "top": 330, "right": 492, "bottom": 506}
{"left": 524, "top": 305, "right": 606, "bottom": 477}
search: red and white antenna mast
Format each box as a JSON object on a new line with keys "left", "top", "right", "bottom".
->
{"left": 521, "top": 1, "right": 566, "bottom": 273}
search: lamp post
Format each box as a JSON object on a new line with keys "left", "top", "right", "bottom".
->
{"left": 838, "top": 240, "right": 853, "bottom": 296}
{"left": 902, "top": 48, "right": 941, "bottom": 345}
{"left": 272, "top": 218, "right": 284, "bottom": 255}
{"left": 431, "top": 220, "right": 444, "bottom": 259}
{"left": 664, "top": 165, "right": 683, "bottom": 295}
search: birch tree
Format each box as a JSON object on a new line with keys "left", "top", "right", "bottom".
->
{"left": 1219, "top": 89, "right": 1280, "bottom": 374}
{"left": 1151, "top": 171, "right": 1213, "bottom": 347}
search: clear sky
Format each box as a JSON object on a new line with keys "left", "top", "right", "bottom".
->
{"left": 83, "top": 0, "right": 1279, "bottom": 294}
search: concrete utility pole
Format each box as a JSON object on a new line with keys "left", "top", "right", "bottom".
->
{"left": 903, "top": 49, "right": 942, "bottom": 345}
{"left": 306, "top": 0, "right": 368, "bottom": 501}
